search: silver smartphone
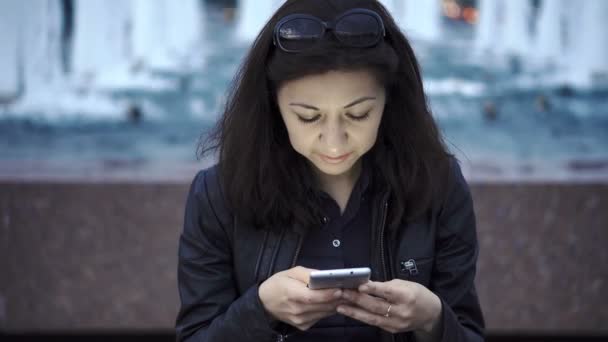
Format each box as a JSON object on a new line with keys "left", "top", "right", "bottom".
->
{"left": 308, "top": 267, "right": 371, "bottom": 290}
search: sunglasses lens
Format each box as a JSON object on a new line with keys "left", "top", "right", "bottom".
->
{"left": 335, "top": 14, "right": 382, "bottom": 47}
{"left": 278, "top": 18, "right": 324, "bottom": 51}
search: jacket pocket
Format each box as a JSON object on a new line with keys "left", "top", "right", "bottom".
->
{"left": 396, "top": 256, "right": 433, "bottom": 286}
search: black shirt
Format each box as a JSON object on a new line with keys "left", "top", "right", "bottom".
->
{"left": 291, "top": 161, "right": 379, "bottom": 341}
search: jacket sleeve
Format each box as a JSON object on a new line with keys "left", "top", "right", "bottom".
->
{"left": 430, "top": 160, "right": 485, "bottom": 342}
{"left": 175, "top": 169, "right": 278, "bottom": 341}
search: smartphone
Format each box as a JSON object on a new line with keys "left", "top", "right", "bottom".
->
{"left": 308, "top": 267, "right": 371, "bottom": 290}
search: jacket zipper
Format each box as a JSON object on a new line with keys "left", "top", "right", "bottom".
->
{"left": 378, "top": 199, "right": 396, "bottom": 342}
{"left": 254, "top": 230, "right": 270, "bottom": 283}
{"left": 267, "top": 228, "right": 286, "bottom": 280}
{"left": 276, "top": 232, "right": 303, "bottom": 341}
{"left": 290, "top": 234, "right": 302, "bottom": 267}
{"left": 379, "top": 199, "right": 389, "bottom": 281}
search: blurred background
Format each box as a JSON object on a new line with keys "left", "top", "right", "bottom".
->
{"left": 1, "top": 0, "right": 606, "bottom": 341}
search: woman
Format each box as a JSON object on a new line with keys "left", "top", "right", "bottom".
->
{"left": 176, "top": 0, "right": 484, "bottom": 341}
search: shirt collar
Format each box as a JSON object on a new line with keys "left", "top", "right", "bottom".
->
{"left": 316, "top": 154, "right": 372, "bottom": 200}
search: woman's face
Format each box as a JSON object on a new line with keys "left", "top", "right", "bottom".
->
{"left": 277, "top": 69, "right": 386, "bottom": 179}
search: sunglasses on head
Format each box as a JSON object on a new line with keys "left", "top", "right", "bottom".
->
{"left": 273, "top": 8, "right": 386, "bottom": 53}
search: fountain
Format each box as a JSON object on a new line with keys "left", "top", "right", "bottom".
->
{"left": 0, "top": 0, "right": 127, "bottom": 121}
{"left": 474, "top": 0, "right": 533, "bottom": 58}
{"left": 71, "top": 0, "right": 204, "bottom": 88}
{"left": 0, "top": 0, "right": 607, "bottom": 182}
{"left": 235, "top": 0, "right": 284, "bottom": 42}
{"left": 163, "top": 0, "right": 204, "bottom": 68}
{"left": 6, "top": 0, "right": 72, "bottom": 116}
{"left": 399, "top": 0, "right": 441, "bottom": 41}
{"left": 475, "top": 0, "right": 608, "bottom": 88}
{"left": 378, "top": 0, "right": 397, "bottom": 16}
{"left": 131, "top": 0, "right": 204, "bottom": 72}
{"left": 5, "top": 0, "right": 209, "bottom": 119}
{"left": 498, "top": 0, "right": 532, "bottom": 58}
{"left": 566, "top": 0, "right": 608, "bottom": 88}
{"left": 474, "top": 0, "right": 500, "bottom": 53}
{"left": 0, "top": 1, "right": 22, "bottom": 101}
{"left": 534, "top": 0, "right": 562, "bottom": 67}
{"left": 71, "top": 0, "right": 204, "bottom": 92}
{"left": 72, "top": 0, "right": 130, "bottom": 79}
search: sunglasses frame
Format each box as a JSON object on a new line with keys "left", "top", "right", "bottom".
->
{"left": 273, "top": 8, "right": 386, "bottom": 53}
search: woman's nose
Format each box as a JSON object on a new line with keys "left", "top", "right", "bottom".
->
{"left": 319, "top": 119, "right": 348, "bottom": 152}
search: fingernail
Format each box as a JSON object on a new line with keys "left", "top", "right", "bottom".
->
{"left": 337, "top": 306, "right": 345, "bottom": 314}
{"left": 333, "top": 290, "right": 342, "bottom": 298}
{"left": 360, "top": 285, "right": 369, "bottom": 292}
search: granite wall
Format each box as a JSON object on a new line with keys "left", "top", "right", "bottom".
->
{"left": 1, "top": 181, "right": 606, "bottom": 334}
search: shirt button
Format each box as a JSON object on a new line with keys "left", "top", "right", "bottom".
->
{"left": 332, "top": 239, "right": 341, "bottom": 248}
{"left": 322, "top": 217, "right": 329, "bottom": 224}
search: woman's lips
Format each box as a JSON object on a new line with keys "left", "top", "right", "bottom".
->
{"left": 319, "top": 152, "right": 352, "bottom": 164}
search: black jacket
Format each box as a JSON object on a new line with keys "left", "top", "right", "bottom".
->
{"left": 176, "top": 161, "right": 485, "bottom": 341}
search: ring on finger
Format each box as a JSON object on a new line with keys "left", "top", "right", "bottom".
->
{"left": 384, "top": 303, "right": 392, "bottom": 318}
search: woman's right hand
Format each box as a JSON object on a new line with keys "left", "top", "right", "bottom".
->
{"left": 258, "top": 266, "right": 343, "bottom": 331}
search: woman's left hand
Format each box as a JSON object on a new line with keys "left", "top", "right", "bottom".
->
{"left": 337, "top": 279, "right": 443, "bottom": 335}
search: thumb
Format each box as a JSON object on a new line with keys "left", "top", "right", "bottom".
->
{"left": 286, "top": 266, "right": 317, "bottom": 284}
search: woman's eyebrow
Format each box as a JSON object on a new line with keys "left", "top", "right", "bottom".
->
{"left": 344, "top": 96, "right": 376, "bottom": 109}
{"left": 289, "top": 96, "right": 377, "bottom": 110}
{"left": 289, "top": 103, "right": 319, "bottom": 110}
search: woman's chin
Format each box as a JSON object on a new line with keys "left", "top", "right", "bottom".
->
{"left": 310, "top": 157, "right": 359, "bottom": 178}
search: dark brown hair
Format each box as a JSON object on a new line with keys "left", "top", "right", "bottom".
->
{"left": 199, "top": 0, "right": 452, "bottom": 230}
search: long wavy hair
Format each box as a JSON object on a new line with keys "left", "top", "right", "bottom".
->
{"left": 199, "top": 0, "right": 452, "bottom": 230}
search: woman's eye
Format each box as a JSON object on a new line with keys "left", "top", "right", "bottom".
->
{"left": 297, "top": 115, "right": 321, "bottom": 123}
{"left": 348, "top": 111, "right": 371, "bottom": 121}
